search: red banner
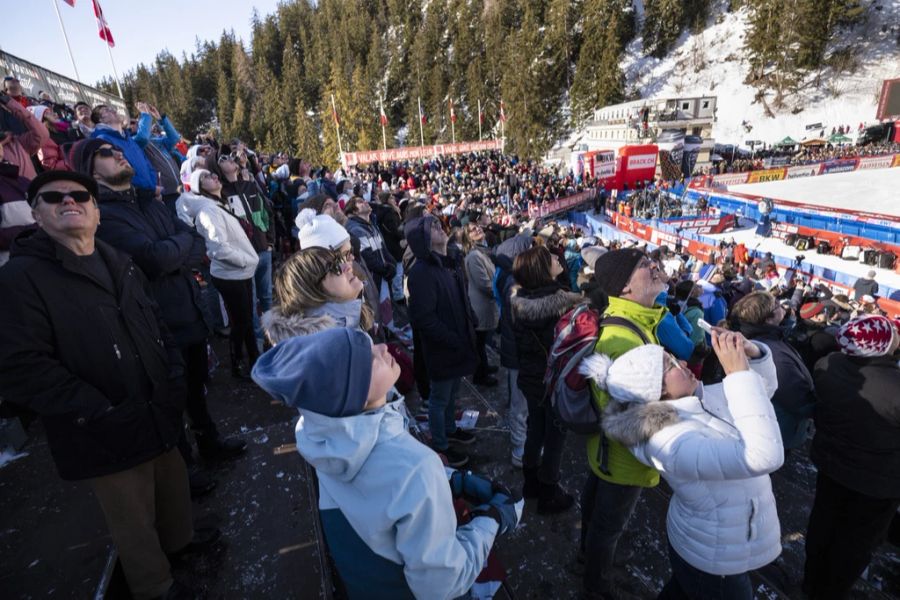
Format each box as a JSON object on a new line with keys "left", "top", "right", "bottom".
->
{"left": 343, "top": 139, "right": 502, "bottom": 167}
{"left": 528, "top": 190, "right": 595, "bottom": 218}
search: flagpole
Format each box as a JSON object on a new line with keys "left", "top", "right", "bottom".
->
{"left": 105, "top": 43, "right": 123, "bottom": 99}
{"left": 500, "top": 99, "right": 506, "bottom": 153}
{"left": 417, "top": 96, "right": 425, "bottom": 147}
{"left": 449, "top": 99, "right": 456, "bottom": 144}
{"left": 477, "top": 99, "right": 482, "bottom": 141}
{"left": 50, "top": 0, "right": 81, "bottom": 82}
{"left": 331, "top": 93, "right": 345, "bottom": 159}
{"left": 380, "top": 96, "right": 387, "bottom": 151}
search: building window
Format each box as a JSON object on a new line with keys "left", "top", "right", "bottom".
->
{"left": 681, "top": 102, "right": 690, "bottom": 110}
{"left": 702, "top": 100, "right": 710, "bottom": 109}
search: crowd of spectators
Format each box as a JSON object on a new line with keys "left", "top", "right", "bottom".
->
{"left": 0, "top": 79, "right": 897, "bottom": 600}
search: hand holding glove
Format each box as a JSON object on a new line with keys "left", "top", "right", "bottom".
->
{"left": 470, "top": 492, "right": 523, "bottom": 536}
{"left": 448, "top": 470, "right": 509, "bottom": 505}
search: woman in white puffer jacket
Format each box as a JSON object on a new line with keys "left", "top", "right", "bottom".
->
{"left": 581, "top": 330, "right": 783, "bottom": 599}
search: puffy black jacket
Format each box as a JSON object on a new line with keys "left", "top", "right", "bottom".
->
{"left": 509, "top": 284, "right": 582, "bottom": 402}
{"left": 371, "top": 202, "right": 404, "bottom": 262}
{"left": 494, "top": 233, "right": 534, "bottom": 370}
{"left": 0, "top": 230, "right": 184, "bottom": 480}
{"left": 404, "top": 217, "right": 477, "bottom": 381}
{"left": 95, "top": 185, "right": 211, "bottom": 347}
{"left": 812, "top": 352, "right": 900, "bottom": 499}
{"left": 737, "top": 322, "right": 817, "bottom": 449}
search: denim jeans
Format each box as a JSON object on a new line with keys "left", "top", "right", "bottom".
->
{"left": 252, "top": 250, "right": 273, "bottom": 341}
{"left": 391, "top": 261, "right": 405, "bottom": 302}
{"left": 659, "top": 541, "right": 752, "bottom": 600}
{"left": 507, "top": 369, "right": 528, "bottom": 453}
{"left": 581, "top": 474, "right": 642, "bottom": 595}
{"left": 429, "top": 377, "right": 461, "bottom": 451}
{"left": 200, "top": 265, "right": 225, "bottom": 330}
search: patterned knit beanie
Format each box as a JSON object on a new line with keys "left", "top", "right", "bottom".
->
{"left": 837, "top": 315, "right": 899, "bottom": 357}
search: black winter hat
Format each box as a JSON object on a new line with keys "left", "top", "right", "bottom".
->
{"left": 26, "top": 170, "right": 99, "bottom": 206}
{"left": 592, "top": 248, "right": 646, "bottom": 297}
{"left": 69, "top": 138, "right": 121, "bottom": 178}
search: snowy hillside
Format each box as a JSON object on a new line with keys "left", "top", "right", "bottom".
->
{"left": 622, "top": 0, "right": 900, "bottom": 145}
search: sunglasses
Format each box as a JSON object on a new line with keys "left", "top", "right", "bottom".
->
{"left": 38, "top": 191, "right": 93, "bottom": 204}
{"left": 93, "top": 147, "right": 120, "bottom": 158}
{"left": 321, "top": 252, "right": 349, "bottom": 278}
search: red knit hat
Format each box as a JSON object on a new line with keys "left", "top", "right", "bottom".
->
{"left": 799, "top": 302, "right": 826, "bottom": 320}
{"left": 837, "top": 315, "right": 899, "bottom": 357}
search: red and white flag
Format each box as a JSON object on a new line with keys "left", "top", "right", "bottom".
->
{"left": 92, "top": 0, "right": 115, "bottom": 47}
{"left": 449, "top": 98, "right": 457, "bottom": 123}
{"left": 499, "top": 100, "right": 507, "bottom": 123}
{"left": 61, "top": 0, "right": 76, "bottom": 6}
{"left": 379, "top": 98, "right": 388, "bottom": 127}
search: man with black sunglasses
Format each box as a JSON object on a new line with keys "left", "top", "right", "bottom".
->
{"left": 70, "top": 138, "right": 247, "bottom": 468}
{"left": 0, "top": 169, "right": 202, "bottom": 599}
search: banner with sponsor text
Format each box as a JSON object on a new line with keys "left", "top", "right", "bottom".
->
{"left": 528, "top": 189, "right": 596, "bottom": 218}
{"left": 699, "top": 153, "right": 900, "bottom": 189}
{"left": 343, "top": 139, "right": 502, "bottom": 167}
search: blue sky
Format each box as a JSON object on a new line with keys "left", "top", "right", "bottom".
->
{"left": 2, "top": 0, "right": 282, "bottom": 86}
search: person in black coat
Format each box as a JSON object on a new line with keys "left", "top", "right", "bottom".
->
{"left": 0, "top": 170, "right": 196, "bottom": 599}
{"left": 729, "top": 291, "right": 817, "bottom": 451}
{"left": 804, "top": 315, "right": 900, "bottom": 600}
{"left": 405, "top": 214, "right": 478, "bottom": 468}
{"left": 72, "top": 138, "right": 246, "bottom": 463}
{"left": 509, "top": 246, "right": 582, "bottom": 514}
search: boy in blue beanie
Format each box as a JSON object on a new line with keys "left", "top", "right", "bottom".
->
{"left": 252, "top": 328, "right": 522, "bottom": 599}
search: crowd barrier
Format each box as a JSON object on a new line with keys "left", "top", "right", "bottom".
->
{"left": 342, "top": 139, "right": 503, "bottom": 167}
{"left": 683, "top": 188, "right": 900, "bottom": 245}
{"left": 689, "top": 153, "right": 900, "bottom": 188}
{"left": 574, "top": 210, "right": 900, "bottom": 317}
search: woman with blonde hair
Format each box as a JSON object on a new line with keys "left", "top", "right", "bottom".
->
{"left": 262, "top": 211, "right": 374, "bottom": 345}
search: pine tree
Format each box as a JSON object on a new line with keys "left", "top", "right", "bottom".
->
{"left": 570, "top": 0, "right": 627, "bottom": 123}
{"left": 643, "top": 0, "right": 685, "bottom": 58}
{"left": 293, "top": 98, "right": 322, "bottom": 165}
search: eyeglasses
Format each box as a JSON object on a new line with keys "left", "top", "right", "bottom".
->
{"left": 218, "top": 154, "right": 235, "bottom": 164}
{"left": 93, "top": 147, "right": 121, "bottom": 158}
{"left": 322, "top": 251, "right": 349, "bottom": 278}
{"left": 37, "top": 190, "right": 93, "bottom": 204}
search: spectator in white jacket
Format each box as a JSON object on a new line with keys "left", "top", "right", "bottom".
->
{"left": 582, "top": 330, "right": 783, "bottom": 600}
{"left": 177, "top": 169, "right": 259, "bottom": 378}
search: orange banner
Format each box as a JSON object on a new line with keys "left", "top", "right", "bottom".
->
{"left": 745, "top": 168, "right": 786, "bottom": 184}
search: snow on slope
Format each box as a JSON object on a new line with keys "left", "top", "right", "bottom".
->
{"left": 622, "top": 0, "right": 900, "bottom": 146}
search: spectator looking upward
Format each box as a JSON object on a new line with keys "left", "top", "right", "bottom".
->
{"left": 462, "top": 221, "right": 500, "bottom": 387}
{"left": 509, "top": 245, "right": 582, "bottom": 514}
{"left": 72, "top": 138, "right": 246, "bottom": 464}
{"left": 176, "top": 169, "right": 259, "bottom": 379}
{"left": 131, "top": 102, "right": 184, "bottom": 208}
{"left": 0, "top": 170, "right": 201, "bottom": 599}
{"left": 405, "top": 214, "right": 479, "bottom": 468}
{"left": 582, "top": 248, "right": 667, "bottom": 598}
{"left": 73, "top": 101, "right": 94, "bottom": 138}
{"left": 26, "top": 105, "right": 70, "bottom": 171}
{"left": 90, "top": 103, "right": 159, "bottom": 196}
{"left": 0, "top": 90, "right": 48, "bottom": 179}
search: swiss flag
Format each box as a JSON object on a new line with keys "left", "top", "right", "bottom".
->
{"left": 499, "top": 100, "right": 507, "bottom": 123}
{"left": 61, "top": 0, "right": 76, "bottom": 6}
{"left": 92, "top": 0, "right": 115, "bottom": 47}
{"left": 421, "top": 113, "right": 427, "bottom": 125}
{"left": 379, "top": 105, "right": 388, "bottom": 127}
{"left": 449, "top": 99, "right": 457, "bottom": 123}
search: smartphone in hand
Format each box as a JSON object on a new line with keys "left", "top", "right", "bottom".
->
{"left": 697, "top": 318, "right": 715, "bottom": 335}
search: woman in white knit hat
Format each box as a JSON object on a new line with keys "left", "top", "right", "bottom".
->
{"left": 581, "top": 329, "right": 783, "bottom": 599}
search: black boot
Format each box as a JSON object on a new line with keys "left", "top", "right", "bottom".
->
{"left": 537, "top": 481, "right": 575, "bottom": 515}
{"left": 522, "top": 467, "right": 540, "bottom": 499}
{"left": 196, "top": 431, "right": 247, "bottom": 461}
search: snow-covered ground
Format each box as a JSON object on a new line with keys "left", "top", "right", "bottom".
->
{"left": 706, "top": 227, "right": 900, "bottom": 292}
{"left": 729, "top": 168, "right": 900, "bottom": 218}
{"left": 622, "top": 0, "right": 900, "bottom": 146}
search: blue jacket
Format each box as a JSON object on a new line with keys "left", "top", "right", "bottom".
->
{"left": 655, "top": 291, "right": 695, "bottom": 361}
{"left": 405, "top": 217, "right": 478, "bottom": 380}
{"left": 92, "top": 124, "right": 158, "bottom": 191}
{"left": 296, "top": 404, "right": 497, "bottom": 599}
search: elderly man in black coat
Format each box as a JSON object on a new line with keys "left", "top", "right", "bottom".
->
{"left": 70, "top": 138, "right": 245, "bottom": 470}
{"left": 0, "top": 170, "right": 201, "bottom": 599}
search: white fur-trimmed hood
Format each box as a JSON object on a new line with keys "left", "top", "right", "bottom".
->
{"left": 261, "top": 306, "right": 336, "bottom": 345}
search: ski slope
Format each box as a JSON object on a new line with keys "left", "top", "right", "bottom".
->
{"left": 729, "top": 168, "right": 900, "bottom": 219}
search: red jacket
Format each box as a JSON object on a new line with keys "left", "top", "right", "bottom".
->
{"left": 1, "top": 100, "right": 48, "bottom": 179}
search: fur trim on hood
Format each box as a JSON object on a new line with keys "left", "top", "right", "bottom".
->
{"left": 509, "top": 285, "right": 583, "bottom": 322}
{"left": 261, "top": 306, "right": 336, "bottom": 345}
{"left": 601, "top": 401, "right": 681, "bottom": 447}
